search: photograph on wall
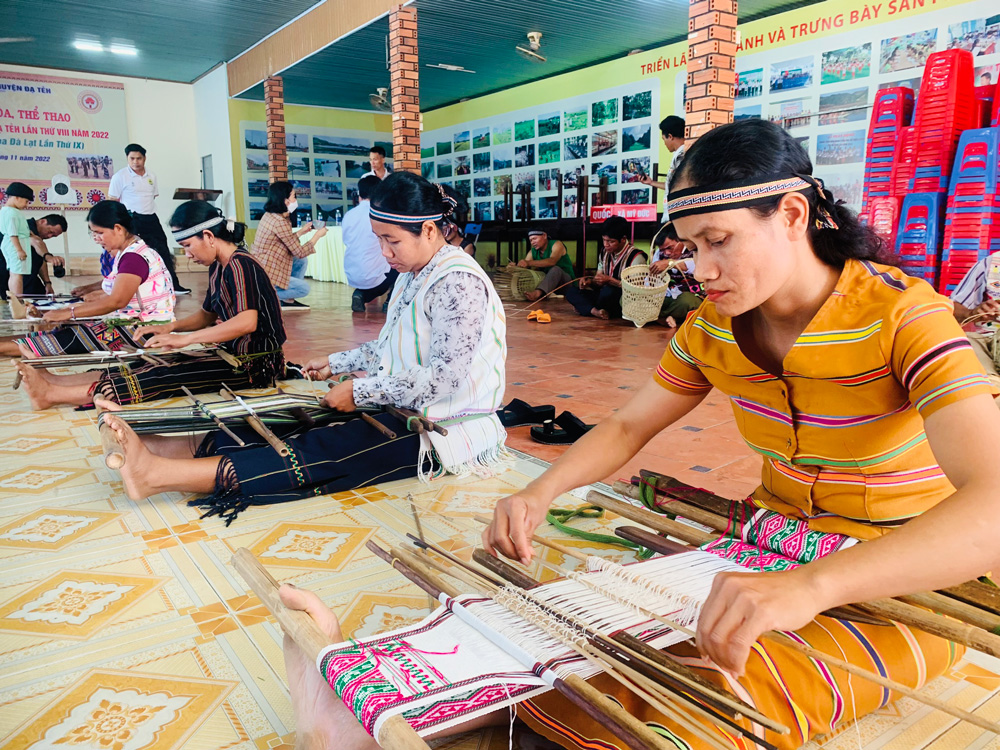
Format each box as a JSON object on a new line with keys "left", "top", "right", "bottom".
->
{"left": 816, "top": 130, "right": 865, "bottom": 165}
{"left": 244, "top": 130, "right": 267, "bottom": 149}
{"left": 437, "top": 159, "right": 453, "bottom": 178}
{"left": 622, "top": 91, "right": 652, "bottom": 121}
{"left": 539, "top": 140, "right": 561, "bottom": 164}
{"left": 515, "top": 171, "right": 536, "bottom": 192}
{"left": 436, "top": 140, "right": 452, "bottom": 156}
{"left": 493, "top": 174, "right": 513, "bottom": 195}
{"left": 455, "top": 155, "right": 471, "bottom": 176}
{"left": 515, "top": 119, "right": 536, "bottom": 141}
{"left": 539, "top": 168, "right": 561, "bottom": 191}
{"left": 735, "top": 104, "right": 762, "bottom": 121}
{"left": 286, "top": 133, "right": 309, "bottom": 152}
{"left": 248, "top": 179, "right": 270, "bottom": 198}
{"left": 592, "top": 161, "right": 618, "bottom": 185}
{"left": 421, "top": 161, "right": 434, "bottom": 179}
{"left": 948, "top": 18, "right": 1000, "bottom": 55}
{"left": 313, "top": 134, "right": 370, "bottom": 155}
{"left": 736, "top": 69, "right": 764, "bottom": 99}
{"left": 768, "top": 97, "right": 811, "bottom": 129}
{"left": 375, "top": 141, "right": 393, "bottom": 158}
{"left": 563, "top": 135, "right": 588, "bottom": 161}
{"left": 563, "top": 108, "right": 588, "bottom": 132}
{"left": 474, "top": 178, "right": 491, "bottom": 197}
{"left": 879, "top": 29, "right": 937, "bottom": 73}
{"left": 621, "top": 187, "right": 651, "bottom": 205}
{"left": 345, "top": 160, "right": 370, "bottom": 178}
{"left": 493, "top": 148, "right": 512, "bottom": 170}
{"left": 515, "top": 144, "right": 535, "bottom": 167}
{"left": 818, "top": 87, "right": 869, "bottom": 125}
{"left": 347, "top": 184, "right": 359, "bottom": 204}
{"left": 794, "top": 136, "right": 810, "bottom": 157}
{"left": 246, "top": 153, "right": 268, "bottom": 173}
{"left": 538, "top": 197, "right": 560, "bottom": 218}
{"left": 421, "top": 146, "right": 435, "bottom": 159}
{"left": 454, "top": 131, "right": 471, "bottom": 152}
{"left": 249, "top": 202, "right": 266, "bottom": 221}
{"left": 622, "top": 123, "right": 651, "bottom": 152}
{"left": 814, "top": 170, "right": 863, "bottom": 209}
{"left": 821, "top": 44, "right": 871, "bottom": 84}
{"left": 563, "top": 194, "right": 578, "bottom": 218}
{"left": 473, "top": 152, "right": 491, "bottom": 172}
{"left": 493, "top": 125, "right": 512, "bottom": 144}
{"left": 66, "top": 155, "right": 113, "bottom": 179}
{"left": 473, "top": 128, "right": 491, "bottom": 148}
{"left": 316, "top": 204, "right": 344, "bottom": 221}
{"left": 562, "top": 166, "right": 586, "bottom": 188}
{"left": 493, "top": 200, "right": 509, "bottom": 221}
{"left": 288, "top": 157, "right": 311, "bottom": 176}
{"left": 516, "top": 196, "right": 535, "bottom": 221}
{"left": 977, "top": 63, "right": 1000, "bottom": 86}
{"left": 770, "top": 55, "right": 814, "bottom": 92}
{"left": 290, "top": 180, "right": 311, "bottom": 198}
{"left": 592, "top": 97, "right": 619, "bottom": 126}
{"left": 475, "top": 201, "right": 492, "bottom": 222}
{"left": 314, "top": 158, "right": 341, "bottom": 177}
{"left": 538, "top": 113, "right": 560, "bottom": 136}
{"left": 455, "top": 179, "right": 472, "bottom": 200}
{"left": 592, "top": 130, "right": 618, "bottom": 156}
{"left": 879, "top": 76, "right": 922, "bottom": 91}
{"left": 621, "top": 156, "right": 650, "bottom": 183}
{"left": 315, "top": 181, "right": 343, "bottom": 199}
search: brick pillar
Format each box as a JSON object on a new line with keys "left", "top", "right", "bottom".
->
{"left": 686, "top": 1, "right": 738, "bottom": 143}
{"left": 388, "top": 5, "right": 420, "bottom": 174}
{"left": 265, "top": 76, "right": 288, "bottom": 182}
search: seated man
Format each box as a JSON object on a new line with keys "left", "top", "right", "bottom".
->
{"left": 950, "top": 253, "right": 1000, "bottom": 385}
{"left": 649, "top": 221, "right": 703, "bottom": 328}
{"left": 564, "top": 215, "right": 646, "bottom": 320}
{"left": 344, "top": 175, "right": 397, "bottom": 312}
{"left": 520, "top": 228, "right": 574, "bottom": 302}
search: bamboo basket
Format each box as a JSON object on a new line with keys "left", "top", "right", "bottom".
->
{"left": 509, "top": 268, "right": 546, "bottom": 301}
{"left": 621, "top": 265, "right": 669, "bottom": 328}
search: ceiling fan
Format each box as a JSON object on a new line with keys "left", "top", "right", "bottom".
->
{"left": 369, "top": 87, "right": 391, "bottom": 111}
{"left": 516, "top": 32, "right": 546, "bottom": 63}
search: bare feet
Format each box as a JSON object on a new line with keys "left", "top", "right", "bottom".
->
{"left": 524, "top": 290, "right": 542, "bottom": 302}
{"left": 102, "top": 414, "right": 159, "bottom": 500}
{"left": 591, "top": 307, "right": 610, "bottom": 320}
{"left": 94, "top": 397, "right": 123, "bottom": 412}
{"left": 15, "top": 360, "right": 55, "bottom": 410}
{"left": 666, "top": 316, "right": 678, "bottom": 328}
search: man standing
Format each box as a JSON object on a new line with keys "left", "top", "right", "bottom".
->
{"left": 0, "top": 214, "right": 68, "bottom": 298}
{"left": 640, "top": 115, "right": 687, "bottom": 214}
{"left": 361, "top": 146, "right": 392, "bottom": 180}
{"left": 343, "top": 176, "right": 395, "bottom": 312}
{"left": 108, "top": 143, "right": 189, "bottom": 293}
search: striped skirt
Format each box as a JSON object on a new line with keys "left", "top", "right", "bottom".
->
{"left": 17, "top": 319, "right": 146, "bottom": 357}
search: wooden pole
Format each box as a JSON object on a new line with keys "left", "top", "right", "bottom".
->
{"left": 96, "top": 407, "right": 125, "bottom": 470}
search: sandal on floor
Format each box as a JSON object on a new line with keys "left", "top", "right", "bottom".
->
{"left": 497, "top": 398, "right": 556, "bottom": 427}
{"left": 527, "top": 309, "right": 541, "bottom": 321}
{"left": 530, "top": 411, "right": 594, "bottom": 445}
{"left": 535, "top": 312, "right": 552, "bottom": 323}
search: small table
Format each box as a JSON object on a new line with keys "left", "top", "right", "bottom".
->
{"left": 300, "top": 227, "right": 347, "bottom": 284}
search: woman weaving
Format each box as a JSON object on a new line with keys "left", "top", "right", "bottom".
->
{"left": 101, "top": 172, "right": 507, "bottom": 523}
{"left": 16, "top": 201, "right": 286, "bottom": 409}
{"left": 0, "top": 200, "right": 175, "bottom": 358}
{"left": 279, "top": 120, "right": 1000, "bottom": 750}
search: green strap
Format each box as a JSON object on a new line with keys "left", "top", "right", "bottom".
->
{"left": 546, "top": 506, "right": 654, "bottom": 560}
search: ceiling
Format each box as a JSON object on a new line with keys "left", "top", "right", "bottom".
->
{"left": 0, "top": 0, "right": 321, "bottom": 82}
{"left": 237, "top": 0, "right": 825, "bottom": 111}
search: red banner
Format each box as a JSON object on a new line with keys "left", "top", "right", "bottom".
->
{"left": 589, "top": 203, "right": 659, "bottom": 222}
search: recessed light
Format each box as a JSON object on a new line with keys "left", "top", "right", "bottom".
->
{"left": 73, "top": 40, "right": 104, "bottom": 52}
{"left": 109, "top": 44, "right": 138, "bottom": 56}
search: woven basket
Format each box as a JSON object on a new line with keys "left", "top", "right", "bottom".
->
{"left": 621, "top": 265, "right": 670, "bottom": 328}
{"left": 510, "top": 268, "right": 546, "bottom": 301}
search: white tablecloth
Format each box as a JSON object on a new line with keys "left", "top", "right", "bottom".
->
{"left": 301, "top": 227, "right": 347, "bottom": 284}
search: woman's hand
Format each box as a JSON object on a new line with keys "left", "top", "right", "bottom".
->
{"left": 303, "top": 357, "right": 333, "bottom": 381}
{"left": 482, "top": 490, "right": 553, "bottom": 565}
{"left": 134, "top": 322, "right": 174, "bottom": 340}
{"left": 42, "top": 308, "right": 73, "bottom": 323}
{"left": 83, "top": 291, "right": 105, "bottom": 302}
{"left": 322, "top": 380, "right": 356, "bottom": 412}
{"left": 972, "top": 298, "right": 1000, "bottom": 321}
{"left": 695, "top": 569, "right": 826, "bottom": 676}
{"left": 315, "top": 226, "right": 328, "bottom": 240}
{"left": 144, "top": 332, "right": 191, "bottom": 350}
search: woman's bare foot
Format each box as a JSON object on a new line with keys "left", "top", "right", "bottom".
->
{"left": 591, "top": 307, "right": 610, "bottom": 320}
{"left": 15, "top": 361, "right": 55, "bottom": 410}
{"left": 102, "top": 414, "right": 161, "bottom": 500}
{"left": 278, "top": 585, "right": 379, "bottom": 750}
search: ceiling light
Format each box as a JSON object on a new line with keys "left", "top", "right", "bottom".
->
{"left": 109, "top": 44, "right": 138, "bottom": 56}
{"left": 425, "top": 63, "right": 476, "bottom": 73}
{"left": 73, "top": 39, "right": 104, "bottom": 52}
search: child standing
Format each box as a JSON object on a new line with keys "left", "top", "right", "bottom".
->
{"left": 1, "top": 182, "right": 35, "bottom": 298}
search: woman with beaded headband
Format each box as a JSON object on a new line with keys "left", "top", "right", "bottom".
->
{"left": 15, "top": 200, "right": 287, "bottom": 410}
{"left": 249, "top": 120, "right": 1000, "bottom": 750}
{"left": 100, "top": 173, "right": 507, "bottom": 523}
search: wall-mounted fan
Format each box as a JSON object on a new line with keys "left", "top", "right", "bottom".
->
{"left": 516, "top": 32, "right": 546, "bottom": 63}
{"left": 369, "top": 87, "right": 391, "bottom": 111}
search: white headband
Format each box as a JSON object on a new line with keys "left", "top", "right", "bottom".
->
{"left": 172, "top": 216, "right": 234, "bottom": 240}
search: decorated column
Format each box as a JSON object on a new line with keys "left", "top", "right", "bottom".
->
{"left": 686, "top": 0, "right": 738, "bottom": 143}
{"left": 389, "top": 4, "right": 421, "bottom": 174}
{"left": 265, "top": 76, "right": 288, "bottom": 182}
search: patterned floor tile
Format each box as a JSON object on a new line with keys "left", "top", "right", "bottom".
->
{"left": 0, "top": 507, "right": 124, "bottom": 551}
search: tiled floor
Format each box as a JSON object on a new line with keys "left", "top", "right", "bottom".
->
{"left": 2, "top": 268, "right": 998, "bottom": 750}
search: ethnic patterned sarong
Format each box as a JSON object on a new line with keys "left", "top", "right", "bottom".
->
{"left": 17, "top": 319, "right": 146, "bottom": 357}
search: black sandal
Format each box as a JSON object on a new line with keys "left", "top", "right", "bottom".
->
{"left": 530, "top": 411, "right": 594, "bottom": 445}
{"left": 497, "top": 398, "right": 556, "bottom": 427}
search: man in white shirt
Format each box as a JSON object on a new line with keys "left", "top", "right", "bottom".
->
{"left": 360, "top": 145, "right": 392, "bottom": 181}
{"left": 639, "top": 116, "right": 686, "bottom": 216}
{"left": 343, "top": 175, "right": 396, "bottom": 312}
{"left": 108, "top": 143, "right": 189, "bottom": 293}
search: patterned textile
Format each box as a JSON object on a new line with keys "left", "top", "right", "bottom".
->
{"left": 250, "top": 212, "right": 316, "bottom": 289}
{"left": 16, "top": 320, "right": 146, "bottom": 358}
{"left": 598, "top": 240, "right": 647, "bottom": 279}
{"left": 654, "top": 258, "right": 999, "bottom": 539}
{"left": 100, "top": 238, "right": 175, "bottom": 322}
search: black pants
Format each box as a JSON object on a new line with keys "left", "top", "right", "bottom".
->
{"left": 131, "top": 213, "right": 182, "bottom": 289}
{"left": 358, "top": 269, "right": 399, "bottom": 304}
{"left": 564, "top": 282, "right": 624, "bottom": 319}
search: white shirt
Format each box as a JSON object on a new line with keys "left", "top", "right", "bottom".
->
{"left": 361, "top": 165, "right": 393, "bottom": 180}
{"left": 661, "top": 144, "right": 686, "bottom": 211}
{"left": 109, "top": 166, "right": 159, "bottom": 215}
{"left": 342, "top": 201, "right": 390, "bottom": 289}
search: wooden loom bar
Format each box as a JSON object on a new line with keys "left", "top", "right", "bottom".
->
{"left": 96, "top": 406, "right": 125, "bottom": 469}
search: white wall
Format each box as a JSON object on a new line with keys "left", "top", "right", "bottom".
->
{"left": 0, "top": 63, "right": 200, "bottom": 258}
{"left": 193, "top": 64, "right": 236, "bottom": 217}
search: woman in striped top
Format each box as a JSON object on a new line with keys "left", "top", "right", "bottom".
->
{"left": 479, "top": 120, "right": 1000, "bottom": 749}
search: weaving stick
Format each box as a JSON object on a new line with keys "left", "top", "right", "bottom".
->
{"left": 614, "top": 480, "right": 732, "bottom": 534}
{"left": 383, "top": 404, "right": 448, "bottom": 436}
{"left": 181, "top": 386, "right": 245, "bottom": 446}
{"left": 360, "top": 411, "right": 397, "bottom": 439}
{"left": 585, "top": 491, "right": 715, "bottom": 546}
{"left": 96, "top": 406, "right": 125, "bottom": 470}
{"left": 219, "top": 385, "right": 289, "bottom": 457}
{"left": 215, "top": 349, "right": 242, "bottom": 368}
{"left": 13, "top": 368, "right": 22, "bottom": 390}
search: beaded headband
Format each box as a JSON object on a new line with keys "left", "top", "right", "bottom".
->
{"left": 172, "top": 216, "right": 233, "bottom": 241}
{"left": 666, "top": 172, "right": 839, "bottom": 230}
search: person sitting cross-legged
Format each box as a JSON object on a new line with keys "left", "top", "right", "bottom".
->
{"left": 650, "top": 221, "right": 704, "bottom": 328}
{"left": 520, "top": 228, "right": 575, "bottom": 302}
{"left": 564, "top": 215, "right": 647, "bottom": 319}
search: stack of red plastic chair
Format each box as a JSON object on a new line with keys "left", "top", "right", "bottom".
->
{"left": 939, "top": 126, "right": 1000, "bottom": 294}
{"left": 890, "top": 126, "right": 917, "bottom": 197}
{"left": 910, "top": 49, "right": 978, "bottom": 193}
{"left": 975, "top": 84, "right": 995, "bottom": 128}
{"left": 862, "top": 87, "right": 913, "bottom": 217}
{"left": 867, "top": 195, "right": 902, "bottom": 250}
{"left": 993, "top": 82, "right": 1000, "bottom": 127}
{"left": 895, "top": 193, "right": 945, "bottom": 286}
